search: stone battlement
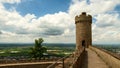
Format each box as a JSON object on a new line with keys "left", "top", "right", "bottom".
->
{"left": 75, "top": 12, "right": 92, "bottom": 24}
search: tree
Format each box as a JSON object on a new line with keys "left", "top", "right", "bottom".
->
{"left": 30, "top": 38, "right": 47, "bottom": 59}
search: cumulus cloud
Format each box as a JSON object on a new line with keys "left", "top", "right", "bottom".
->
{"left": 98, "top": 13, "right": 119, "bottom": 27}
{"left": 0, "top": 1, "right": 73, "bottom": 43}
{"left": 68, "top": 0, "right": 120, "bottom": 44}
{"left": 43, "top": 27, "right": 64, "bottom": 36}
{"left": 0, "top": 0, "right": 120, "bottom": 43}
{"left": 69, "top": 0, "right": 120, "bottom": 16}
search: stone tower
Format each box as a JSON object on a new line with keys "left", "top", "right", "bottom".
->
{"left": 75, "top": 12, "right": 92, "bottom": 51}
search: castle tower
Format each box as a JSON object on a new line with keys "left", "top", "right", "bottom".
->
{"left": 75, "top": 12, "right": 92, "bottom": 51}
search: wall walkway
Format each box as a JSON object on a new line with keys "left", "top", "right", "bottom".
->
{"left": 90, "top": 46, "right": 120, "bottom": 68}
{"left": 81, "top": 48, "right": 109, "bottom": 68}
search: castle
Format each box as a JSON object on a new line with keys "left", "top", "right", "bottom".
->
{"left": 75, "top": 12, "right": 92, "bottom": 51}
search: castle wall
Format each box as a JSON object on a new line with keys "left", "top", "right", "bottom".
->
{"left": 90, "top": 46, "right": 120, "bottom": 68}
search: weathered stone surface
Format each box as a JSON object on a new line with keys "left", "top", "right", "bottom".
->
{"left": 0, "top": 62, "right": 57, "bottom": 68}
{"left": 90, "top": 46, "right": 120, "bottom": 68}
{"left": 75, "top": 12, "right": 92, "bottom": 52}
{"left": 81, "top": 48, "right": 109, "bottom": 68}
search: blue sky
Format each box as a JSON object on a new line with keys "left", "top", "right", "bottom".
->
{"left": 0, "top": 0, "right": 120, "bottom": 44}
{"left": 4, "top": 0, "right": 71, "bottom": 17}
{"left": 114, "top": 4, "right": 120, "bottom": 14}
{"left": 3, "top": 0, "right": 120, "bottom": 21}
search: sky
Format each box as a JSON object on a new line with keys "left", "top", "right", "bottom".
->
{"left": 0, "top": 0, "right": 120, "bottom": 44}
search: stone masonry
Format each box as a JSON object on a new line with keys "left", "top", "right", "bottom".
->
{"left": 75, "top": 12, "right": 92, "bottom": 52}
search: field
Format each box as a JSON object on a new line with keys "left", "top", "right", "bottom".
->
{"left": 94, "top": 44, "right": 120, "bottom": 55}
{"left": 0, "top": 43, "right": 120, "bottom": 60}
{"left": 0, "top": 43, "right": 75, "bottom": 60}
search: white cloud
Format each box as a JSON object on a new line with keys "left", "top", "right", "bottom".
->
{"left": 68, "top": 0, "right": 120, "bottom": 44}
{"left": 95, "top": 13, "right": 118, "bottom": 27}
{"left": 0, "top": 0, "right": 21, "bottom": 4}
{"left": 0, "top": 1, "right": 73, "bottom": 43}
{"left": 92, "top": 13, "right": 120, "bottom": 43}
{"left": 69, "top": 0, "right": 120, "bottom": 16}
{"left": 0, "top": 0, "right": 120, "bottom": 44}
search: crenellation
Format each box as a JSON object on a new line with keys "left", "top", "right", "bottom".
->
{"left": 75, "top": 14, "right": 92, "bottom": 24}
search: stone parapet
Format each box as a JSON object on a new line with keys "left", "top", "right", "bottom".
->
{"left": 90, "top": 46, "right": 120, "bottom": 68}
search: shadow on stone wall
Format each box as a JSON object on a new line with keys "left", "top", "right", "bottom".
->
{"left": 73, "top": 50, "right": 88, "bottom": 68}
{"left": 80, "top": 50, "right": 88, "bottom": 68}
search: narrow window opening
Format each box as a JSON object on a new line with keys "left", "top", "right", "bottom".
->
{"left": 82, "top": 40, "right": 86, "bottom": 50}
